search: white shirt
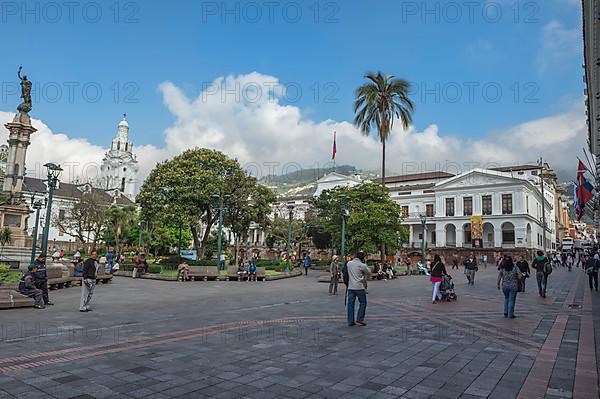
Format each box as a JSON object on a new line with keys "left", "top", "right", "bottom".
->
{"left": 346, "top": 258, "right": 371, "bottom": 290}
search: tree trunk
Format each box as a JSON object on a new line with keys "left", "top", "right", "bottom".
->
{"left": 381, "top": 138, "right": 386, "bottom": 184}
{"left": 381, "top": 139, "right": 386, "bottom": 262}
{"left": 190, "top": 225, "right": 203, "bottom": 258}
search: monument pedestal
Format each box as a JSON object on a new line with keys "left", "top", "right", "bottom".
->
{"left": 0, "top": 202, "right": 32, "bottom": 249}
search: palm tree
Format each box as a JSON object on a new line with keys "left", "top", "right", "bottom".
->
{"left": 354, "top": 72, "right": 414, "bottom": 184}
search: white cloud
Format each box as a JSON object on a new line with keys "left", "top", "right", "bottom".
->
{"left": 537, "top": 20, "right": 581, "bottom": 73}
{"left": 0, "top": 73, "right": 587, "bottom": 189}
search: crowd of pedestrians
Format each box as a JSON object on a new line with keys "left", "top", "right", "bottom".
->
{"left": 335, "top": 245, "right": 600, "bottom": 327}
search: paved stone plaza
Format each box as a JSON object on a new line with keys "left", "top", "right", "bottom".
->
{"left": 0, "top": 266, "right": 598, "bottom": 399}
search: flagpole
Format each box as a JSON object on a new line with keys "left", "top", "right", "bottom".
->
{"left": 333, "top": 131, "right": 337, "bottom": 173}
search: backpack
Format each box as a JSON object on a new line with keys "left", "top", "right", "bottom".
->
{"left": 342, "top": 263, "right": 349, "bottom": 286}
{"left": 543, "top": 260, "right": 552, "bottom": 275}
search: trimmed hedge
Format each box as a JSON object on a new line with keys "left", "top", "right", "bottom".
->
{"left": 147, "top": 265, "right": 162, "bottom": 274}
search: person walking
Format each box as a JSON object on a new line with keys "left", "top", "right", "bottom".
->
{"left": 345, "top": 251, "right": 371, "bottom": 326}
{"left": 585, "top": 253, "right": 599, "bottom": 291}
{"left": 515, "top": 254, "right": 531, "bottom": 292}
{"left": 33, "top": 254, "right": 53, "bottom": 306}
{"left": 497, "top": 256, "right": 523, "bottom": 318}
{"left": 566, "top": 253, "right": 573, "bottom": 272}
{"left": 452, "top": 252, "right": 459, "bottom": 270}
{"left": 430, "top": 255, "right": 447, "bottom": 304}
{"left": 18, "top": 264, "right": 45, "bottom": 309}
{"left": 80, "top": 250, "right": 98, "bottom": 312}
{"left": 464, "top": 253, "right": 478, "bottom": 285}
{"left": 532, "top": 250, "right": 550, "bottom": 298}
{"left": 106, "top": 248, "right": 114, "bottom": 274}
{"left": 329, "top": 255, "right": 339, "bottom": 295}
{"left": 483, "top": 254, "right": 488, "bottom": 269}
{"left": 303, "top": 254, "right": 310, "bottom": 276}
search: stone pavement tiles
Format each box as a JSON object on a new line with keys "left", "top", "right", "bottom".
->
{"left": 0, "top": 266, "right": 598, "bottom": 398}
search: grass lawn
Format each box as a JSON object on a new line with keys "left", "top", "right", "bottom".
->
{"left": 0, "top": 271, "right": 21, "bottom": 285}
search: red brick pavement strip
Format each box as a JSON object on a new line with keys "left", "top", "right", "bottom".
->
{"left": 573, "top": 281, "right": 599, "bottom": 399}
{"left": 517, "top": 271, "right": 581, "bottom": 399}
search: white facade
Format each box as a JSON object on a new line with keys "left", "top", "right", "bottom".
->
{"left": 391, "top": 168, "right": 557, "bottom": 251}
{"left": 100, "top": 115, "right": 139, "bottom": 200}
{"left": 313, "top": 172, "right": 363, "bottom": 197}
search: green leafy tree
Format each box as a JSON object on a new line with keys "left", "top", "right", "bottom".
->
{"left": 137, "top": 148, "right": 247, "bottom": 259}
{"left": 313, "top": 183, "right": 408, "bottom": 257}
{"left": 223, "top": 177, "right": 276, "bottom": 263}
{"left": 266, "top": 212, "right": 309, "bottom": 261}
{"left": 52, "top": 193, "right": 108, "bottom": 246}
{"left": 104, "top": 205, "right": 136, "bottom": 253}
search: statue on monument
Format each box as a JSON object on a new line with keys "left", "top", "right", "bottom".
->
{"left": 17, "top": 66, "right": 32, "bottom": 114}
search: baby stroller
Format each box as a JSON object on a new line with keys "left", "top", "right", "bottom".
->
{"left": 440, "top": 274, "right": 457, "bottom": 301}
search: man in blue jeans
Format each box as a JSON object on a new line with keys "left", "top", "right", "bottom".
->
{"left": 346, "top": 251, "right": 371, "bottom": 326}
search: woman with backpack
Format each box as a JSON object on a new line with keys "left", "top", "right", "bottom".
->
{"left": 430, "top": 255, "right": 447, "bottom": 304}
{"left": 586, "top": 253, "right": 599, "bottom": 291}
{"left": 532, "top": 250, "right": 551, "bottom": 298}
{"left": 497, "top": 256, "right": 523, "bottom": 318}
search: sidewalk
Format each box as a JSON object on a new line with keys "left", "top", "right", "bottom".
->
{"left": 0, "top": 266, "right": 597, "bottom": 398}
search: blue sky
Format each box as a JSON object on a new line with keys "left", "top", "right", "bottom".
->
{"left": 0, "top": 0, "right": 587, "bottom": 179}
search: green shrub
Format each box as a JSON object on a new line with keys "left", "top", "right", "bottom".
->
{"left": 0, "top": 264, "right": 10, "bottom": 276}
{"left": 147, "top": 265, "right": 161, "bottom": 274}
{"left": 256, "top": 260, "right": 280, "bottom": 267}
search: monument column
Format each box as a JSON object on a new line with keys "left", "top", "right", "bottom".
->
{"left": 2, "top": 117, "right": 37, "bottom": 195}
{"left": 0, "top": 67, "right": 36, "bottom": 250}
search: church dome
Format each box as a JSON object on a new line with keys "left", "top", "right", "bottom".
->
{"left": 118, "top": 114, "right": 128, "bottom": 128}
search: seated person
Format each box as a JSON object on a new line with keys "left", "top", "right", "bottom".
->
{"left": 19, "top": 264, "right": 45, "bottom": 309}
{"left": 384, "top": 263, "right": 394, "bottom": 280}
{"left": 247, "top": 262, "right": 257, "bottom": 281}
{"left": 111, "top": 261, "right": 120, "bottom": 274}
{"left": 177, "top": 261, "right": 189, "bottom": 281}
{"left": 376, "top": 263, "right": 387, "bottom": 280}
{"left": 237, "top": 263, "right": 248, "bottom": 280}
{"left": 74, "top": 259, "right": 84, "bottom": 277}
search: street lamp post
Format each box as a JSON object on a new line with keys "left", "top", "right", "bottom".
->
{"left": 212, "top": 194, "right": 228, "bottom": 271}
{"left": 285, "top": 203, "right": 295, "bottom": 273}
{"left": 40, "top": 163, "right": 63, "bottom": 258}
{"left": 339, "top": 195, "right": 349, "bottom": 271}
{"left": 418, "top": 209, "right": 426, "bottom": 264}
{"left": 29, "top": 198, "right": 44, "bottom": 263}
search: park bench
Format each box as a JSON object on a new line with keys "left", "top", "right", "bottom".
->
{"left": 68, "top": 266, "right": 82, "bottom": 286}
{"left": 257, "top": 266, "right": 266, "bottom": 281}
{"left": 188, "top": 266, "right": 207, "bottom": 281}
{"left": 395, "top": 266, "right": 409, "bottom": 276}
{"left": 95, "top": 266, "right": 113, "bottom": 284}
{"left": 0, "top": 287, "right": 35, "bottom": 309}
{"left": 206, "top": 266, "right": 219, "bottom": 281}
{"left": 47, "top": 266, "right": 72, "bottom": 290}
{"left": 228, "top": 265, "right": 245, "bottom": 281}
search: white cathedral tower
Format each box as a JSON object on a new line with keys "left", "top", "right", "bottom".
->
{"left": 100, "top": 114, "right": 139, "bottom": 200}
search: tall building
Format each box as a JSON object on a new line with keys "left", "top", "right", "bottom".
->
{"left": 99, "top": 115, "right": 139, "bottom": 200}
{"left": 583, "top": 0, "right": 600, "bottom": 228}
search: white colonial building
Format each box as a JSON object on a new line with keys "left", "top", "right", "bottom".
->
{"left": 99, "top": 115, "right": 139, "bottom": 200}
{"left": 388, "top": 166, "right": 557, "bottom": 252}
